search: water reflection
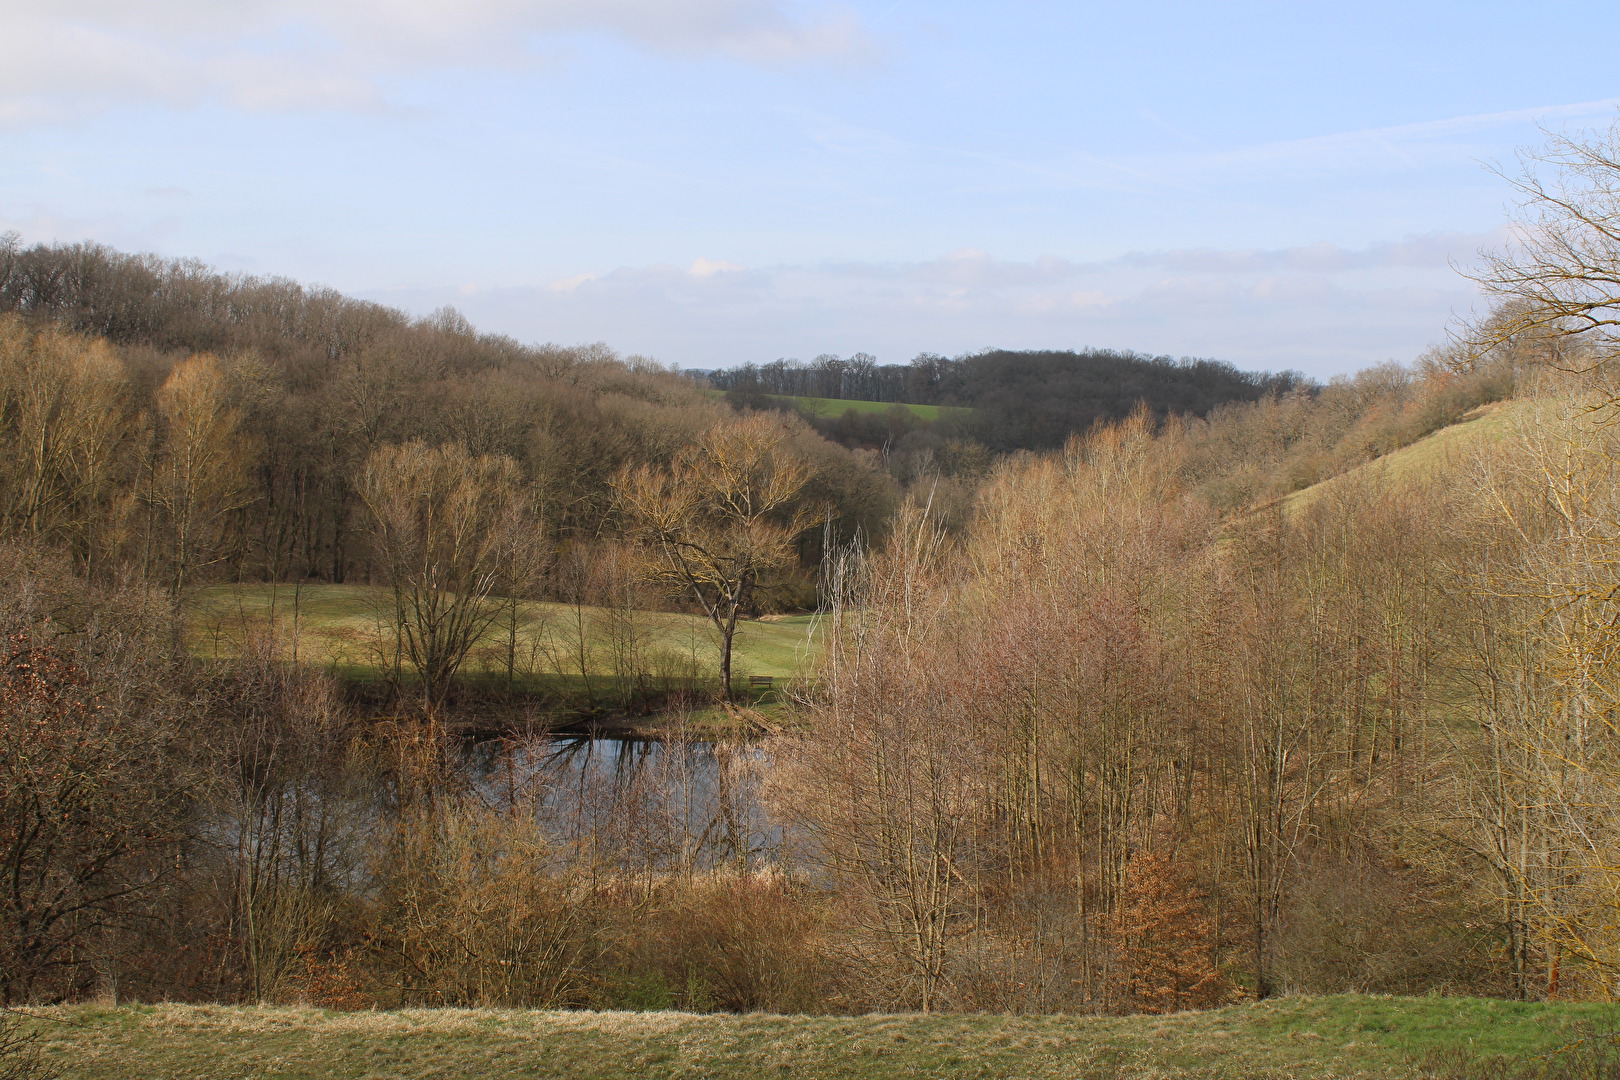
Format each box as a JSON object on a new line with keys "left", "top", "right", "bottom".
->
{"left": 460, "top": 736, "right": 780, "bottom": 871}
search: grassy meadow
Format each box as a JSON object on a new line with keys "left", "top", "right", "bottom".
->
{"left": 24, "top": 995, "right": 1617, "bottom": 1080}
{"left": 186, "top": 583, "right": 821, "bottom": 698}
{"left": 781, "top": 394, "right": 973, "bottom": 423}
{"left": 1276, "top": 399, "right": 1530, "bottom": 517}
{"left": 706, "top": 387, "right": 972, "bottom": 423}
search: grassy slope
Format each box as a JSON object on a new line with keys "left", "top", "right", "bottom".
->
{"left": 782, "top": 394, "right": 973, "bottom": 422}
{"left": 29, "top": 996, "right": 1618, "bottom": 1080}
{"left": 702, "top": 387, "right": 971, "bottom": 422}
{"left": 1276, "top": 399, "right": 1530, "bottom": 517}
{"left": 186, "top": 584, "right": 821, "bottom": 685}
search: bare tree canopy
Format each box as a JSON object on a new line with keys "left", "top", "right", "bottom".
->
{"left": 614, "top": 413, "right": 823, "bottom": 700}
{"left": 357, "top": 441, "right": 527, "bottom": 711}
{"left": 1467, "top": 122, "right": 1620, "bottom": 376}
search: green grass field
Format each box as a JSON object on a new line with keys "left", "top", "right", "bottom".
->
{"left": 706, "top": 388, "right": 972, "bottom": 423}
{"left": 186, "top": 584, "right": 821, "bottom": 691}
{"left": 779, "top": 394, "right": 973, "bottom": 423}
{"left": 23, "top": 995, "right": 1617, "bottom": 1079}
{"left": 1277, "top": 399, "right": 1531, "bottom": 517}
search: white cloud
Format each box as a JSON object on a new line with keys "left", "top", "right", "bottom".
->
{"left": 366, "top": 234, "right": 1491, "bottom": 376}
{"left": 546, "top": 273, "right": 597, "bottom": 292}
{"left": 0, "top": 0, "right": 871, "bottom": 122}
{"left": 689, "top": 256, "right": 746, "bottom": 277}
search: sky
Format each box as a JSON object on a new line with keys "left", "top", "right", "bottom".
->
{"left": 3, "top": 1, "right": 1617, "bottom": 378}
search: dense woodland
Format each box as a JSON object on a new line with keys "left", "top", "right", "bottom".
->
{"left": 0, "top": 232, "right": 893, "bottom": 587}
{"left": 711, "top": 347, "right": 1302, "bottom": 453}
{"left": 6, "top": 124, "right": 1620, "bottom": 1020}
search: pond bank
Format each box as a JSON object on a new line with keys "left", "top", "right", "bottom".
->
{"left": 343, "top": 680, "right": 791, "bottom": 739}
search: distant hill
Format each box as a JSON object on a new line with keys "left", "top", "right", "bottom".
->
{"left": 955, "top": 348, "right": 1301, "bottom": 451}
{"left": 707, "top": 348, "right": 1301, "bottom": 452}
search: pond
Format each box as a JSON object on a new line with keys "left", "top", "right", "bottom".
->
{"left": 460, "top": 735, "right": 782, "bottom": 870}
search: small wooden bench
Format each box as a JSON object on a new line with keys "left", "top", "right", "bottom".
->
{"left": 746, "top": 675, "right": 775, "bottom": 689}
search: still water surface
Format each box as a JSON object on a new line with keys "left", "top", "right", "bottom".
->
{"left": 461, "top": 735, "right": 780, "bottom": 868}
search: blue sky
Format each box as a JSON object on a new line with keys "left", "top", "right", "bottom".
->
{"left": 3, "top": 0, "right": 1617, "bottom": 377}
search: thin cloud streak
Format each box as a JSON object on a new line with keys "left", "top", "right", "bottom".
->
{"left": 1174, "top": 97, "right": 1620, "bottom": 181}
{"left": 790, "top": 97, "right": 1620, "bottom": 211}
{"left": 900, "top": 98, "right": 1620, "bottom": 198}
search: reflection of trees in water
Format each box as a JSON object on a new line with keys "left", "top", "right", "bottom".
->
{"left": 462, "top": 736, "right": 778, "bottom": 873}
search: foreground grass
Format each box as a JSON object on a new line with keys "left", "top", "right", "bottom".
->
{"left": 24, "top": 996, "right": 1613, "bottom": 1080}
{"left": 186, "top": 584, "right": 821, "bottom": 688}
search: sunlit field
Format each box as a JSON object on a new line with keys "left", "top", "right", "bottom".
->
{"left": 777, "top": 394, "right": 974, "bottom": 423}
{"left": 704, "top": 388, "right": 973, "bottom": 423}
{"left": 186, "top": 583, "right": 821, "bottom": 691}
{"left": 1269, "top": 398, "right": 1530, "bottom": 517}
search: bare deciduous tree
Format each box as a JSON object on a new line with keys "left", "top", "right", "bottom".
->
{"left": 357, "top": 441, "right": 526, "bottom": 711}
{"left": 0, "top": 544, "right": 189, "bottom": 1004}
{"left": 202, "top": 633, "right": 360, "bottom": 1004}
{"left": 1465, "top": 123, "right": 1620, "bottom": 390}
{"left": 771, "top": 509, "right": 985, "bottom": 1011}
{"left": 1447, "top": 398, "right": 1620, "bottom": 998}
{"left": 0, "top": 316, "right": 133, "bottom": 572}
{"left": 145, "top": 354, "right": 255, "bottom": 593}
{"left": 614, "top": 413, "right": 821, "bottom": 700}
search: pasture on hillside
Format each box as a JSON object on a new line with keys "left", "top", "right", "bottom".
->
{"left": 780, "top": 394, "right": 973, "bottom": 422}
{"left": 186, "top": 584, "right": 821, "bottom": 705}
{"left": 706, "top": 387, "right": 973, "bottom": 423}
{"left": 1272, "top": 398, "right": 1530, "bottom": 518}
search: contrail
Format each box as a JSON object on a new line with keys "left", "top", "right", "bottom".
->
{"left": 871, "top": 0, "right": 909, "bottom": 26}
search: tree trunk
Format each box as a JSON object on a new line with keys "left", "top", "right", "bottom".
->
{"left": 719, "top": 618, "right": 736, "bottom": 702}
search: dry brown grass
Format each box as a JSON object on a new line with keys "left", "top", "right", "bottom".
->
{"left": 22, "top": 995, "right": 1618, "bottom": 1080}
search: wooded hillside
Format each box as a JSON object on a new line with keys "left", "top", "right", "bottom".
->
{"left": 710, "top": 347, "right": 1303, "bottom": 452}
{"left": 0, "top": 236, "right": 894, "bottom": 586}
